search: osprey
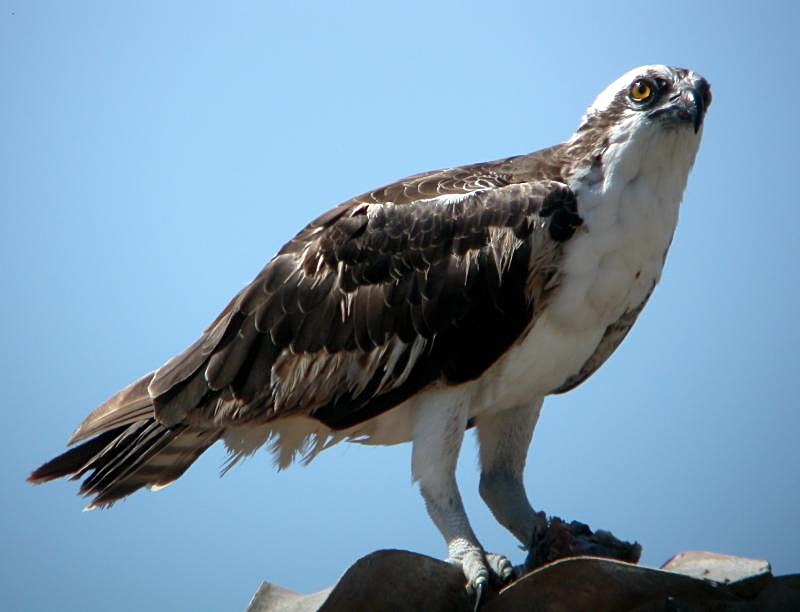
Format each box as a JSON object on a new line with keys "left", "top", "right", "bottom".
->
{"left": 31, "top": 65, "right": 710, "bottom": 592}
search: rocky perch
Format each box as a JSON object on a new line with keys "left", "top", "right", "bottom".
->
{"left": 247, "top": 549, "right": 799, "bottom": 611}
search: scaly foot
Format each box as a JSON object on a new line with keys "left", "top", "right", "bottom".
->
{"left": 447, "top": 546, "right": 514, "bottom": 610}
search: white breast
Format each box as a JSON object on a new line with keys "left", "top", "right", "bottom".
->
{"left": 474, "top": 122, "right": 703, "bottom": 412}
{"left": 236, "top": 124, "right": 703, "bottom": 461}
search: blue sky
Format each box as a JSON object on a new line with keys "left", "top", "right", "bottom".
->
{"left": 2, "top": 1, "right": 799, "bottom": 610}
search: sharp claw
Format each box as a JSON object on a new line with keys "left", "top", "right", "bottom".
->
{"left": 473, "top": 579, "right": 485, "bottom": 612}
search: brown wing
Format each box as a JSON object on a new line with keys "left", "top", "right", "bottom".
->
{"left": 29, "top": 145, "right": 583, "bottom": 507}
{"left": 145, "top": 148, "right": 580, "bottom": 431}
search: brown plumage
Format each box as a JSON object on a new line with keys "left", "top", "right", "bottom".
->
{"left": 29, "top": 65, "right": 713, "bottom": 599}
{"left": 29, "top": 145, "right": 588, "bottom": 508}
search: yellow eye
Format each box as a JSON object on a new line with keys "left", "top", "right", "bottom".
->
{"left": 630, "top": 79, "right": 653, "bottom": 102}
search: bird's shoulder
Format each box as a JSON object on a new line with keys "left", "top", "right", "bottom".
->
{"left": 280, "top": 144, "right": 570, "bottom": 253}
{"left": 355, "top": 145, "right": 567, "bottom": 205}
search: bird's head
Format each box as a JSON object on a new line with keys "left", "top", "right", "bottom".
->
{"left": 576, "top": 65, "right": 711, "bottom": 138}
{"left": 565, "top": 65, "right": 711, "bottom": 186}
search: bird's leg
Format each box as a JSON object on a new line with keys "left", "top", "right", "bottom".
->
{"left": 411, "top": 391, "right": 512, "bottom": 593}
{"left": 475, "top": 400, "right": 547, "bottom": 557}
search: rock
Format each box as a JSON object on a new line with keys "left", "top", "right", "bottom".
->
{"left": 246, "top": 582, "right": 332, "bottom": 612}
{"left": 248, "top": 550, "right": 471, "bottom": 612}
{"left": 318, "top": 550, "right": 471, "bottom": 612}
{"left": 661, "top": 550, "right": 771, "bottom": 596}
{"left": 486, "top": 556, "right": 738, "bottom": 612}
{"left": 247, "top": 550, "right": 800, "bottom": 611}
{"left": 753, "top": 575, "right": 800, "bottom": 611}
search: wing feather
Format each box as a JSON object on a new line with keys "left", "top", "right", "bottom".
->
{"left": 141, "top": 148, "right": 580, "bottom": 433}
{"left": 50, "top": 147, "right": 575, "bottom": 443}
{"left": 32, "top": 145, "right": 584, "bottom": 506}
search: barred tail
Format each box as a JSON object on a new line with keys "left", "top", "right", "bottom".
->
{"left": 28, "top": 374, "right": 221, "bottom": 509}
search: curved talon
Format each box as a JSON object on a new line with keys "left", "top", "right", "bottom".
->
{"left": 449, "top": 549, "right": 513, "bottom": 600}
{"left": 472, "top": 579, "right": 486, "bottom": 612}
{"left": 485, "top": 552, "right": 514, "bottom": 586}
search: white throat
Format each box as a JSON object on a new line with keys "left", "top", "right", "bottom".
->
{"left": 547, "top": 121, "right": 702, "bottom": 335}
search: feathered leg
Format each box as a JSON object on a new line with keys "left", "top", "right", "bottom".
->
{"left": 475, "top": 399, "right": 546, "bottom": 550}
{"left": 411, "top": 389, "right": 512, "bottom": 593}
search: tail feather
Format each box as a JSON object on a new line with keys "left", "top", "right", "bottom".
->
{"left": 79, "top": 419, "right": 176, "bottom": 499}
{"left": 69, "top": 373, "right": 156, "bottom": 445}
{"left": 30, "top": 418, "right": 221, "bottom": 509}
{"left": 29, "top": 374, "right": 222, "bottom": 509}
{"left": 28, "top": 428, "right": 123, "bottom": 484}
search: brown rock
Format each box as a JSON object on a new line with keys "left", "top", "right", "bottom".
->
{"left": 247, "top": 550, "right": 800, "bottom": 611}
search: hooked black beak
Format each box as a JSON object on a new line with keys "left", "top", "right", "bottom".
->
{"left": 687, "top": 78, "right": 712, "bottom": 133}
{"left": 650, "top": 76, "right": 712, "bottom": 133}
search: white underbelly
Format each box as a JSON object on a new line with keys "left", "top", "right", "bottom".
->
{"left": 475, "top": 310, "right": 608, "bottom": 407}
{"left": 346, "top": 173, "right": 679, "bottom": 445}
{"left": 344, "top": 256, "right": 659, "bottom": 448}
{"left": 229, "top": 115, "right": 698, "bottom": 466}
{"left": 237, "top": 215, "right": 676, "bottom": 469}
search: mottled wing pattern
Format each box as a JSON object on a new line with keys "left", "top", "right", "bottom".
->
{"left": 31, "top": 148, "right": 584, "bottom": 506}
{"left": 144, "top": 150, "right": 579, "bottom": 432}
